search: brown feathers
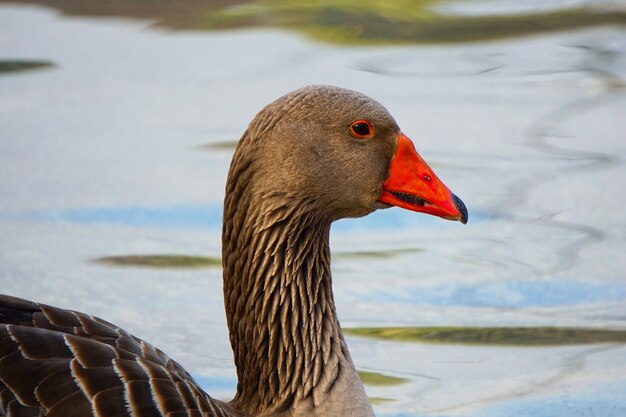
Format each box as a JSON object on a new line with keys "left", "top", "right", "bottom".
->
{"left": 0, "top": 295, "right": 232, "bottom": 417}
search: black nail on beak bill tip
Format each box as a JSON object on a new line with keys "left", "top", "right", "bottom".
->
{"left": 453, "top": 194, "right": 468, "bottom": 224}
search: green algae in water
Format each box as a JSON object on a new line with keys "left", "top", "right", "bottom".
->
{"left": 5, "top": 1, "right": 625, "bottom": 44}
{"left": 333, "top": 247, "right": 424, "bottom": 260}
{"left": 368, "top": 397, "right": 395, "bottom": 405}
{"left": 0, "top": 60, "right": 54, "bottom": 74}
{"left": 93, "top": 254, "right": 221, "bottom": 269}
{"left": 195, "top": 1, "right": 626, "bottom": 45}
{"left": 92, "top": 248, "right": 421, "bottom": 268}
{"left": 344, "top": 327, "right": 626, "bottom": 346}
{"left": 199, "top": 141, "right": 238, "bottom": 151}
{"left": 358, "top": 370, "right": 408, "bottom": 386}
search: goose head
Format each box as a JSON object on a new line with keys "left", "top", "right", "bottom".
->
{"left": 233, "top": 85, "right": 468, "bottom": 223}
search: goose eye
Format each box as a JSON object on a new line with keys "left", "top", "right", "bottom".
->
{"left": 350, "top": 120, "right": 373, "bottom": 139}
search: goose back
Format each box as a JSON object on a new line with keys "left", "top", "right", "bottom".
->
{"left": 0, "top": 294, "right": 235, "bottom": 417}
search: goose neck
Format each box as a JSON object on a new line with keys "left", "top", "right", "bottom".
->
{"left": 222, "top": 196, "right": 349, "bottom": 413}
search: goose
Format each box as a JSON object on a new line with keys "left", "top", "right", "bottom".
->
{"left": 0, "top": 85, "right": 467, "bottom": 417}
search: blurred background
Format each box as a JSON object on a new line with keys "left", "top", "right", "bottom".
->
{"left": 1, "top": 1, "right": 625, "bottom": 416}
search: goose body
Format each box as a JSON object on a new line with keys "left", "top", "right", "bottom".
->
{"left": 0, "top": 86, "right": 466, "bottom": 417}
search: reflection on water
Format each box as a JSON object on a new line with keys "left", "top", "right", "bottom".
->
{"left": 26, "top": 204, "right": 223, "bottom": 229}
{"left": 93, "top": 254, "right": 221, "bottom": 268}
{"left": 360, "top": 279, "right": 626, "bottom": 308}
{"left": 0, "top": 2, "right": 625, "bottom": 416}
{"left": 0, "top": 59, "right": 54, "bottom": 73}
{"left": 475, "top": 378, "right": 626, "bottom": 417}
{"left": 498, "top": 39, "right": 625, "bottom": 283}
{"left": 197, "top": 0, "right": 626, "bottom": 44}
{"left": 358, "top": 370, "right": 409, "bottom": 387}
{"left": 345, "top": 326, "right": 626, "bottom": 346}
{"left": 0, "top": 0, "right": 623, "bottom": 44}
{"left": 199, "top": 140, "right": 238, "bottom": 151}
{"left": 90, "top": 249, "right": 425, "bottom": 269}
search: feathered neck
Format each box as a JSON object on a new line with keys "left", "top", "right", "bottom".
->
{"left": 222, "top": 170, "right": 347, "bottom": 415}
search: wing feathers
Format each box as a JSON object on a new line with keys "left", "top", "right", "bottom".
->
{"left": 93, "top": 386, "right": 130, "bottom": 417}
{"left": 114, "top": 332, "right": 145, "bottom": 358}
{"left": 150, "top": 378, "right": 187, "bottom": 415}
{"left": 65, "top": 334, "right": 118, "bottom": 368}
{"left": 76, "top": 315, "right": 120, "bottom": 340}
{"left": 34, "top": 369, "right": 79, "bottom": 411}
{"left": 172, "top": 381, "right": 198, "bottom": 412}
{"left": 0, "top": 296, "right": 38, "bottom": 327}
{"left": 38, "top": 304, "right": 82, "bottom": 328}
{"left": 70, "top": 359, "right": 124, "bottom": 400}
{"left": 46, "top": 390, "right": 92, "bottom": 417}
{"left": 5, "top": 400, "right": 39, "bottom": 417}
{"left": 125, "top": 380, "right": 162, "bottom": 417}
{"left": 0, "top": 328, "right": 18, "bottom": 360}
{"left": 7, "top": 325, "right": 73, "bottom": 360}
{"left": 0, "top": 295, "right": 232, "bottom": 417}
{"left": 0, "top": 350, "right": 68, "bottom": 406}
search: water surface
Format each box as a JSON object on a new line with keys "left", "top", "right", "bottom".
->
{"left": 0, "top": 2, "right": 625, "bottom": 416}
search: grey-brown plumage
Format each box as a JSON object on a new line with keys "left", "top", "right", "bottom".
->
{"left": 0, "top": 294, "right": 234, "bottom": 417}
{"left": 1, "top": 85, "right": 464, "bottom": 417}
{"left": 0, "top": 296, "right": 234, "bottom": 417}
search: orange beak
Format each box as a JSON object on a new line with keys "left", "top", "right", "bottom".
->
{"left": 379, "top": 132, "right": 468, "bottom": 224}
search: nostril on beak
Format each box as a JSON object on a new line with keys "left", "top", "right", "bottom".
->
{"left": 452, "top": 194, "right": 468, "bottom": 224}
